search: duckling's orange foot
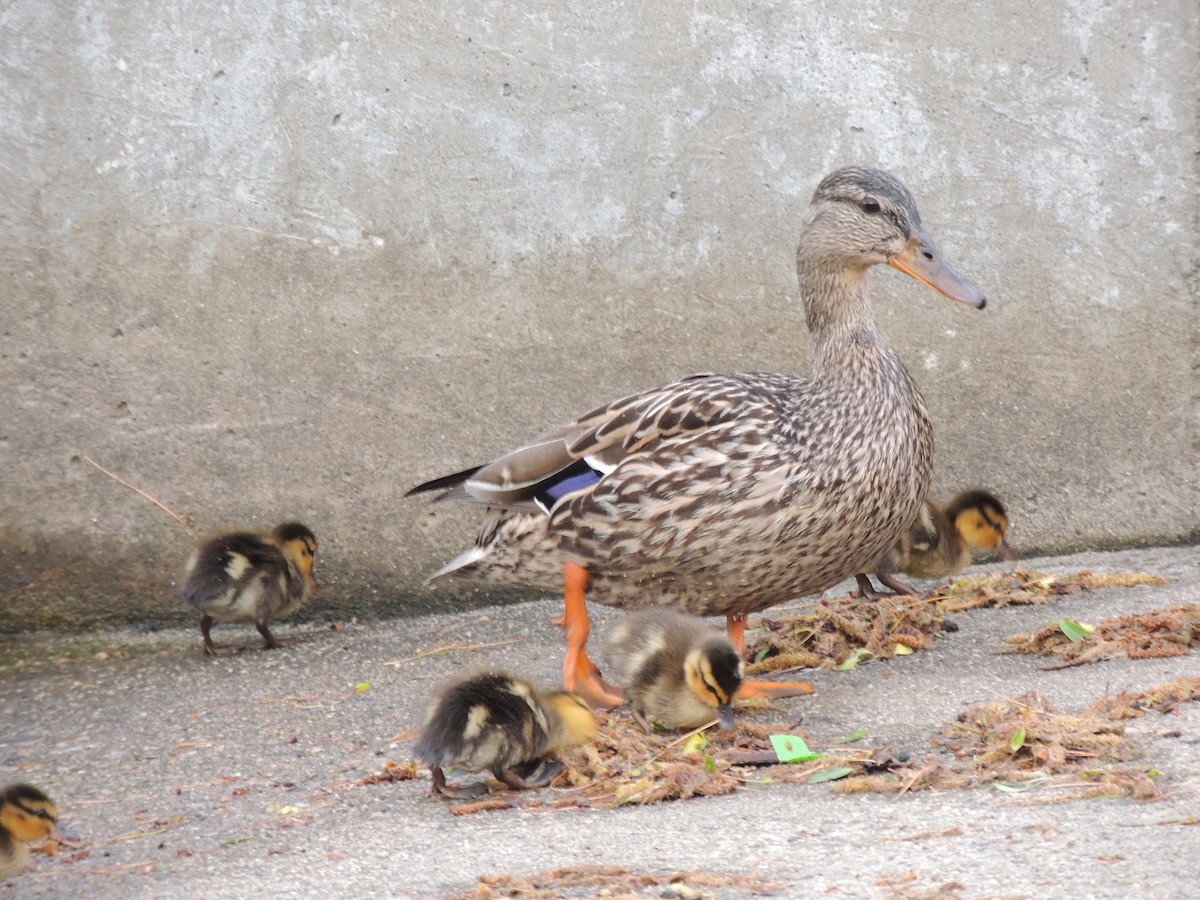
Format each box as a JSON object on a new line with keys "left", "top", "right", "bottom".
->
{"left": 737, "top": 678, "right": 815, "bottom": 700}
{"left": 430, "top": 766, "right": 489, "bottom": 800}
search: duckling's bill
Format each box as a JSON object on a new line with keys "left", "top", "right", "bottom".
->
{"left": 889, "top": 229, "right": 986, "bottom": 309}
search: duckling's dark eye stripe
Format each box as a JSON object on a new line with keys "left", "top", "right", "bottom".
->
{"left": 15, "top": 801, "right": 55, "bottom": 822}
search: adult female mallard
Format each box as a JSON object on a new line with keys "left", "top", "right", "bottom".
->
{"left": 409, "top": 166, "right": 986, "bottom": 706}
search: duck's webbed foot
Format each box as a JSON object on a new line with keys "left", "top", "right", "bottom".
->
{"left": 430, "top": 766, "right": 490, "bottom": 799}
{"left": 856, "top": 573, "right": 918, "bottom": 601}
{"left": 256, "top": 618, "right": 283, "bottom": 650}
{"left": 561, "top": 561, "right": 626, "bottom": 709}
{"left": 877, "top": 572, "right": 919, "bottom": 597}
{"left": 736, "top": 679, "right": 815, "bottom": 700}
{"left": 200, "top": 615, "right": 218, "bottom": 656}
{"left": 496, "top": 757, "right": 565, "bottom": 791}
{"left": 725, "top": 613, "right": 816, "bottom": 700}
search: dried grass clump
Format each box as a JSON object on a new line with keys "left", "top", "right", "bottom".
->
{"left": 1002, "top": 605, "right": 1199, "bottom": 668}
{"left": 452, "top": 865, "right": 786, "bottom": 899}
{"left": 748, "top": 594, "right": 945, "bottom": 675}
{"left": 932, "top": 570, "right": 1167, "bottom": 614}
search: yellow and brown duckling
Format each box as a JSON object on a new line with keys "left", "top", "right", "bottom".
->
{"left": 857, "top": 489, "right": 1015, "bottom": 599}
{"left": 413, "top": 671, "right": 598, "bottom": 799}
{"left": 0, "top": 784, "right": 58, "bottom": 878}
{"left": 180, "top": 522, "right": 318, "bottom": 655}
{"left": 408, "top": 167, "right": 985, "bottom": 708}
{"left": 604, "top": 610, "right": 743, "bottom": 732}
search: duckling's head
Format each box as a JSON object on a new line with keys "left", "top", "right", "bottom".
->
{"left": 272, "top": 522, "right": 319, "bottom": 591}
{"left": 683, "top": 638, "right": 745, "bottom": 731}
{"left": 799, "top": 167, "right": 986, "bottom": 322}
{"left": 0, "top": 784, "right": 58, "bottom": 843}
{"left": 543, "top": 691, "right": 599, "bottom": 749}
{"left": 946, "top": 490, "right": 1016, "bottom": 561}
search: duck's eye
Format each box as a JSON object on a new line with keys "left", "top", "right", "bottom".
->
{"left": 861, "top": 197, "right": 881, "bottom": 213}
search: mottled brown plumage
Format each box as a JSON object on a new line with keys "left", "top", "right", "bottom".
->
{"left": 409, "top": 166, "right": 985, "bottom": 705}
{"left": 858, "top": 489, "right": 1016, "bottom": 597}
{"left": 0, "top": 784, "right": 57, "bottom": 878}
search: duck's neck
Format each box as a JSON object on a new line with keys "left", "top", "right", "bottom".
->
{"left": 799, "top": 262, "right": 886, "bottom": 377}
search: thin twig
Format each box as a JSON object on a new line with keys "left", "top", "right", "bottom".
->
{"left": 382, "top": 638, "right": 526, "bottom": 668}
{"left": 80, "top": 454, "right": 190, "bottom": 528}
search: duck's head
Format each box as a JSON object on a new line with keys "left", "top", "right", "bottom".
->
{"left": 544, "top": 691, "right": 600, "bottom": 747}
{"left": 683, "top": 638, "right": 745, "bottom": 732}
{"left": 0, "top": 784, "right": 58, "bottom": 844}
{"left": 801, "top": 166, "right": 986, "bottom": 310}
{"left": 946, "top": 490, "right": 1016, "bottom": 561}
{"left": 272, "top": 522, "right": 319, "bottom": 592}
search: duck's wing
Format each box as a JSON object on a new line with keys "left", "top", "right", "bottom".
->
{"left": 408, "top": 373, "right": 763, "bottom": 514}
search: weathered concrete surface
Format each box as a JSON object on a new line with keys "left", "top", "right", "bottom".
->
{"left": 1, "top": 2, "right": 1197, "bottom": 629}
{"left": 2, "top": 548, "right": 1199, "bottom": 897}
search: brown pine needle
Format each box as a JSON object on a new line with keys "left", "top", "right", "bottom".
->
{"left": 80, "top": 454, "right": 190, "bottom": 528}
{"left": 382, "top": 638, "right": 525, "bottom": 668}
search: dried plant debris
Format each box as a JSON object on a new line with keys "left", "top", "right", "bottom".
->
{"left": 937, "top": 691, "right": 1159, "bottom": 800}
{"left": 745, "top": 570, "right": 1168, "bottom": 676}
{"left": 1085, "top": 678, "right": 1200, "bottom": 720}
{"left": 747, "top": 594, "right": 947, "bottom": 675}
{"left": 353, "top": 761, "right": 420, "bottom": 786}
{"left": 375, "top": 680, "right": 1198, "bottom": 808}
{"left": 931, "top": 569, "right": 1168, "bottom": 613}
{"left": 1002, "top": 605, "right": 1199, "bottom": 668}
{"left": 553, "top": 719, "right": 871, "bottom": 810}
{"left": 452, "top": 865, "right": 786, "bottom": 900}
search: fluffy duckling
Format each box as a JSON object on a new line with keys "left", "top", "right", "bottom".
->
{"left": 180, "top": 522, "right": 318, "bottom": 655}
{"left": 604, "top": 610, "right": 744, "bottom": 733}
{"left": 858, "top": 490, "right": 1015, "bottom": 599}
{"left": 414, "top": 671, "right": 598, "bottom": 799}
{"left": 0, "top": 784, "right": 58, "bottom": 878}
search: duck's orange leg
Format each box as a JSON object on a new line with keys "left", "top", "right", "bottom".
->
{"left": 726, "top": 612, "right": 815, "bottom": 700}
{"left": 561, "top": 562, "right": 624, "bottom": 709}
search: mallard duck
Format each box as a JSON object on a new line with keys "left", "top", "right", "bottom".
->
{"left": 180, "top": 522, "right": 318, "bottom": 655}
{"left": 604, "top": 610, "right": 743, "bottom": 732}
{"left": 408, "top": 166, "right": 985, "bottom": 707}
{"left": 857, "top": 489, "right": 1016, "bottom": 598}
{"left": 413, "top": 671, "right": 598, "bottom": 799}
{"left": 0, "top": 784, "right": 57, "bottom": 878}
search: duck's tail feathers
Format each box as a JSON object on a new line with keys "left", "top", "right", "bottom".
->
{"left": 425, "top": 546, "right": 488, "bottom": 584}
{"left": 406, "top": 465, "right": 482, "bottom": 500}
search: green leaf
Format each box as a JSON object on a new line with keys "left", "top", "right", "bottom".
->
{"left": 1010, "top": 726, "right": 1026, "bottom": 752}
{"left": 355, "top": 682, "right": 372, "bottom": 693}
{"left": 809, "top": 766, "right": 854, "bottom": 784}
{"left": 1058, "top": 619, "right": 1093, "bottom": 643}
{"left": 837, "top": 728, "right": 869, "bottom": 744}
{"left": 684, "top": 733, "right": 708, "bottom": 754}
{"left": 835, "top": 648, "right": 871, "bottom": 670}
{"left": 753, "top": 647, "right": 770, "bottom": 664}
{"left": 703, "top": 754, "right": 716, "bottom": 773}
{"left": 769, "top": 734, "right": 822, "bottom": 763}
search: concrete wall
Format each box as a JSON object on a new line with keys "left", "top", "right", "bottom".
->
{"left": 2, "top": 1, "right": 1196, "bottom": 631}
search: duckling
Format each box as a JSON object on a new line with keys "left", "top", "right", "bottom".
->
{"left": 180, "top": 522, "right": 318, "bottom": 655}
{"left": 413, "top": 671, "right": 598, "bottom": 799}
{"left": 604, "top": 610, "right": 744, "bottom": 733}
{"left": 857, "top": 489, "right": 1015, "bottom": 599}
{"left": 0, "top": 784, "right": 58, "bottom": 878}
